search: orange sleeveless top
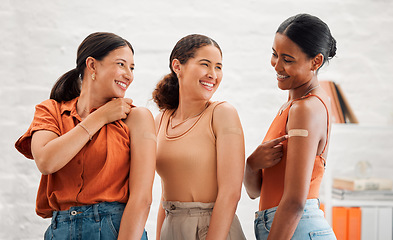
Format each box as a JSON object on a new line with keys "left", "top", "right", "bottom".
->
{"left": 259, "top": 94, "right": 330, "bottom": 211}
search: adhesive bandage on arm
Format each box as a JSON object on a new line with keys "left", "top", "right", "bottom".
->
{"left": 288, "top": 129, "right": 309, "bottom": 137}
{"left": 222, "top": 127, "right": 243, "bottom": 135}
{"left": 143, "top": 132, "right": 157, "bottom": 143}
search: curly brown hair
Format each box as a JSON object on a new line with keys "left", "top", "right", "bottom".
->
{"left": 152, "top": 34, "right": 222, "bottom": 110}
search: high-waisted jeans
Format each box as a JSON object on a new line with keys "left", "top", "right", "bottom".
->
{"left": 44, "top": 201, "right": 148, "bottom": 240}
{"left": 254, "top": 199, "right": 336, "bottom": 240}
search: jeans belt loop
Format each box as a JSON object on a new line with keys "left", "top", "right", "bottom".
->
{"left": 94, "top": 203, "right": 100, "bottom": 222}
{"left": 263, "top": 209, "right": 268, "bottom": 223}
{"left": 51, "top": 211, "right": 58, "bottom": 229}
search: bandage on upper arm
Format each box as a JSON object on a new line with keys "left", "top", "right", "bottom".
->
{"left": 288, "top": 129, "right": 308, "bottom": 137}
{"left": 143, "top": 132, "right": 157, "bottom": 142}
{"left": 222, "top": 127, "right": 242, "bottom": 135}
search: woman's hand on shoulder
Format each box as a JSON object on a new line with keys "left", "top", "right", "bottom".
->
{"left": 94, "top": 98, "right": 133, "bottom": 125}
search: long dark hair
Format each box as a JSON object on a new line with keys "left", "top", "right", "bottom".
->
{"left": 277, "top": 14, "right": 336, "bottom": 69}
{"left": 152, "top": 34, "right": 222, "bottom": 110}
{"left": 50, "top": 32, "right": 134, "bottom": 102}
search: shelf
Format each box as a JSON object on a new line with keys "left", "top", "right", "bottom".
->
{"left": 331, "top": 199, "right": 393, "bottom": 207}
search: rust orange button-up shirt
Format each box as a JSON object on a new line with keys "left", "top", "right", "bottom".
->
{"left": 15, "top": 98, "right": 131, "bottom": 218}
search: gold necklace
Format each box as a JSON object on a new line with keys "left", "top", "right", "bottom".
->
{"left": 170, "top": 102, "right": 209, "bottom": 129}
{"left": 303, "top": 84, "right": 320, "bottom": 96}
{"left": 279, "top": 85, "right": 320, "bottom": 115}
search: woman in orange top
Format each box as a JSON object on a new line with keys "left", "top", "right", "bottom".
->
{"left": 244, "top": 14, "right": 337, "bottom": 239}
{"left": 152, "top": 34, "right": 246, "bottom": 240}
{"left": 15, "top": 32, "right": 155, "bottom": 240}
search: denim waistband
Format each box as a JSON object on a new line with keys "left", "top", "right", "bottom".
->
{"left": 255, "top": 199, "right": 320, "bottom": 219}
{"left": 51, "top": 202, "right": 125, "bottom": 229}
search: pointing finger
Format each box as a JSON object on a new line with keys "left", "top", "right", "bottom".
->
{"left": 266, "top": 135, "right": 288, "bottom": 147}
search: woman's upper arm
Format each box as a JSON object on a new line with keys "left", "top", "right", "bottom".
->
{"left": 31, "top": 130, "right": 59, "bottom": 163}
{"left": 283, "top": 100, "right": 325, "bottom": 202}
{"left": 213, "top": 103, "right": 245, "bottom": 195}
{"left": 125, "top": 107, "right": 156, "bottom": 196}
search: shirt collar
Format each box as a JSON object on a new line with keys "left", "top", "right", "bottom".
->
{"left": 60, "top": 97, "right": 81, "bottom": 120}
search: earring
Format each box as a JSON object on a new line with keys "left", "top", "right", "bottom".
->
{"left": 92, "top": 73, "right": 95, "bottom": 80}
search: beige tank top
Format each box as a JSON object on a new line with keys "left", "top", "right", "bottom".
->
{"left": 156, "top": 101, "right": 224, "bottom": 203}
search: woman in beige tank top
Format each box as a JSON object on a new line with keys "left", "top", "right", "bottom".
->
{"left": 152, "top": 34, "right": 246, "bottom": 240}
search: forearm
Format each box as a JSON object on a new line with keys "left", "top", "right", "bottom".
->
{"left": 267, "top": 198, "right": 304, "bottom": 240}
{"left": 118, "top": 195, "right": 152, "bottom": 240}
{"left": 33, "top": 112, "right": 106, "bottom": 174}
{"left": 156, "top": 203, "right": 165, "bottom": 240}
{"left": 205, "top": 191, "right": 240, "bottom": 240}
{"left": 244, "top": 160, "right": 262, "bottom": 199}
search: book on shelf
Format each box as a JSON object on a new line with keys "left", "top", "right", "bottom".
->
{"left": 333, "top": 188, "right": 393, "bottom": 201}
{"left": 333, "top": 177, "right": 393, "bottom": 191}
{"left": 320, "top": 80, "right": 358, "bottom": 124}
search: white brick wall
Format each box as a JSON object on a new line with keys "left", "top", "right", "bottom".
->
{"left": 1, "top": 0, "right": 393, "bottom": 239}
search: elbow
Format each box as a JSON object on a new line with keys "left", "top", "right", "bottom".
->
{"left": 144, "top": 195, "right": 153, "bottom": 208}
{"left": 244, "top": 168, "right": 262, "bottom": 200}
{"left": 138, "top": 195, "right": 153, "bottom": 209}
{"left": 220, "top": 188, "right": 241, "bottom": 205}
{"left": 246, "top": 188, "right": 260, "bottom": 200}
{"left": 129, "top": 193, "right": 153, "bottom": 210}
{"left": 293, "top": 200, "right": 306, "bottom": 213}
{"left": 281, "top": 196, "right": 306, "bottom": 215}
{"left": 35, "top": 158, "right": 55, "bottom": 175}
{"left": 231, "top": 191, "right": 241, "bottom": 203}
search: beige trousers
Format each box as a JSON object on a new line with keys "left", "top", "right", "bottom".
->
{"left": 160, "top": 201, "right": 246, "bottom": 240}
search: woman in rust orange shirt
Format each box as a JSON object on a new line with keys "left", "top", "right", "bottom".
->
{"left": 244, "top": 14, "right": 337, "bottom": 239}
{"left": 15, "top": 32, "right": 155, "bottom": 240}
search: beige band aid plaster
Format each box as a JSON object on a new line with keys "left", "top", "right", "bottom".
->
{"left": 288, "top": 129, "right": 309, "bottom": 137}
{"left": 143, "top": 132, "right": 157, "bottom": 142}
{"left": 222, "top": 127, "right": 243, "bottom": 135}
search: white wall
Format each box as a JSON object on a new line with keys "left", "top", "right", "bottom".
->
{"left": 1, "top": 0, "right": 393, "bottom": 239}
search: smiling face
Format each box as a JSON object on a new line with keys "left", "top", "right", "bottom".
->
{"left": 92, "top": 46, "right": 134, "bottom": 99}
{"left": 176, "top": 45, "right": 223, "bottom": 101}
{"left": 271, "top": 33, "right": 315, "bottom": 90}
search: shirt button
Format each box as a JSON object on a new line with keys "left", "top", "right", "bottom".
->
{"left": 77, "top": 160, "right": 81, "bottom": 164}
{"left": 77, "top": 183, "right": 81, "bottom": 187}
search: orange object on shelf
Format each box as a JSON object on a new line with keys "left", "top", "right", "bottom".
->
{"left": 333, "top": 207, "right": 348, "bottom": 240}
{"left": 332, "top": 207, "right": 361, "bottom": 240}
{"left": 348, "top": 207, "right": 361, "bottom": 240}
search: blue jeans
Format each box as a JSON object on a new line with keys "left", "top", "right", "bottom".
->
{"left": 44, "top": 202, "right": 148, "bottom": 240}
{"left": 254, "top": 199, "right": 336, "bottom": 240}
